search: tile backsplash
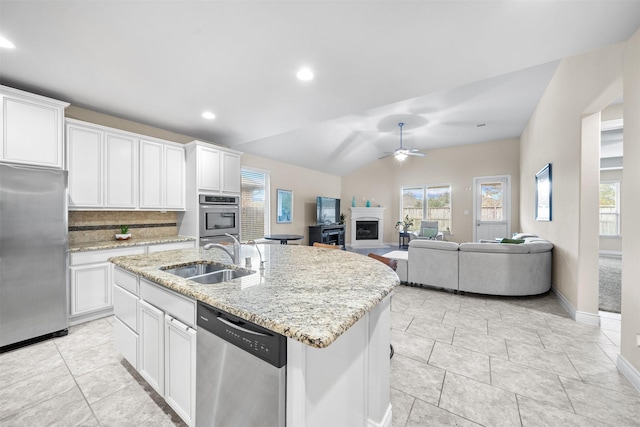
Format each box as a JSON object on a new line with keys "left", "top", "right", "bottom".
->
{"left": 69, "top": 211, "right": 179, "bottom": 245}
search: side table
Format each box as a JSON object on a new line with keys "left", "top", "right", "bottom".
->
{"left": 398, "top": 232, "right": 411, "bottom": 249}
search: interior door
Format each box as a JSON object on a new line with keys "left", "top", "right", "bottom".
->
{"left": 473, "top": 176, "right": 511, "bottom": 242}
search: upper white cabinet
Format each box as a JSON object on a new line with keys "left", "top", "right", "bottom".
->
{"left": 188, "top": 140, "right": 241, "bottom": 196}
{"left": 140, "top": 139, "right": 185, "bottom": 210}
{"left": 1, "top": 85, "right": 69, "bottom": 169}
{"left": 67, "top": 119, "right": 185, "bottom": 210}
{"left": 67, "top": 120, "right": 137, "bottom": 209}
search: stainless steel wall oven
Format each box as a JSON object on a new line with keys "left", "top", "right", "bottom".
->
{"left": 199, "top": 195, "right": 240, "bottom": 243}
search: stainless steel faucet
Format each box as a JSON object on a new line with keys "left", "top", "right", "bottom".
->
{"left": 247, "top": 240, "right": 265, "bottom": 271}
{"left": 203, "top": 233, "right": 241, "bottom": 265}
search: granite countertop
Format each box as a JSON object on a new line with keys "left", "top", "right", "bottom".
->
{"left": 109, "top": 245, "right": 399, "bottom": 348}
{"left": 69, "top": 235, "right": 196, "bottom": 252}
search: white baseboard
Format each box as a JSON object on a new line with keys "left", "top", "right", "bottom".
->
{"left": 575, "top": 311, "right": 601, "bottom": 326}
{"left": 617, "top": 354, "right": 640, "bottom": 394}
{"left": 551, "top": 287, "right": 600, "bottom": 326}
{"left": 368, "top": 404, "right": 392, "bottom": 427}
{"left": 599, "top": 250, "right": 622, "bottom": 258}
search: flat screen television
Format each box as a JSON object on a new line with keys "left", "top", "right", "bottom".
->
{"left": 316, "top": 196, "right": 341, "bottom": 225}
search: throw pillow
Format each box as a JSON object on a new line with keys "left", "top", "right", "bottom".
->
{"left": 422, "top": 228, "right": 437, "bottom": 238}
{"left": 500, "top": 238, "right": 525, "bottom": 244}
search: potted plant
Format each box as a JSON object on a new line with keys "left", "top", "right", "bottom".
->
{"left": 116, "top": 225, "right": 131, "bottom": 240}
{"left": 395, "top": 215, "right": 414, "bottom": 233}
{"left": 339, "top": 213, "right": 346, "bottom": 225}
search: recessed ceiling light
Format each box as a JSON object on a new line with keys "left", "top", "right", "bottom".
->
{"left": 296, "top": 67, "right": 314, "bottom": 81}
{"left": 202, "top": 111, "right": 216, "bottom": 120}
{"left": 0, "top": 34, "right": 15, "bottom": 49}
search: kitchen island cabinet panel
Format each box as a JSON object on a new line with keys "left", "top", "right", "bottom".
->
{"left": 139, "top": 299, "right": 164, "bottom": 395}
{"left": 114, "top": 316, "right": 139, "bottom": 369}
{"left": 164, "top": 314, "right": 196, "bottom": 426}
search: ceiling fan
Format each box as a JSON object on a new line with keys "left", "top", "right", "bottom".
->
{"left": 381, "top": 122, "right": 426, "bottom": 161}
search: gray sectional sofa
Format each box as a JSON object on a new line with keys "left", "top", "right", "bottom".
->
{"left": 406, "top": 235, "right": 553, "bottom": 296}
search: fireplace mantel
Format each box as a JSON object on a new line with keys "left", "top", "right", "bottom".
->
{"left": 349, "top": 207, "right": 385, "bottom": 247}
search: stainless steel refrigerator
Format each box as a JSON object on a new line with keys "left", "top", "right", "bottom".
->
{"left": 0, "top": 163, "right": 68, "bottom": 348}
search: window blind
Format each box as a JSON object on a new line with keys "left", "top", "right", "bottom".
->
{"left": 241, "top": 168, "right": 269, "bottom": 241}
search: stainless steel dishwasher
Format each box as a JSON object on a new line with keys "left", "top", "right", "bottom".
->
{"left": 196, "top": 302, "right": 286, "bottom": 426}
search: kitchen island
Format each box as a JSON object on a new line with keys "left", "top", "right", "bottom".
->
{"left": 110, "top": 244, "right": 399, "bottom": 427}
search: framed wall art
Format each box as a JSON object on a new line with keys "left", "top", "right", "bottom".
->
{"left": 276, "top": 189, "right": 293, "bottom": 223}
{"left": 535, "top": 163, "right": 552, "bottom": 221}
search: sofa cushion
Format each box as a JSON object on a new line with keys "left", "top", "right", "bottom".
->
{"left": 525, "top": 241, "right": 554, "bottom": 253}
{"left": 513, "top": 233, "right": 538, "bottom": 239}
{"left": 409, "top": 240, "right": 459, "bottom": 251}
{"left": 459, "top": 242, "right": 530, "bottom": 253}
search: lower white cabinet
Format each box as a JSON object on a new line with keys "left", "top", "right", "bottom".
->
{"left": 69, "top": 246, "right": 145, "bottom": 325}
{"left": 164, "top": 314, "right": 197, "bottom": 425}
{"left": 139, "top": 299, "right": 165, "bottom": 394}
{"left": 70, "top": 263, "right": 111, "bottom": 316}
{"left": 113, "top": 270, "right": 197, "bottom": 427}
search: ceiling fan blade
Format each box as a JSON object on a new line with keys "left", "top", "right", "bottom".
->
{"left": 406, "top": 151, "right": 426, "bottom": 157}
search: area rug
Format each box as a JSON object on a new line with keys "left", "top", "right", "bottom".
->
{"left": 599, "top": 255, "right": 621, "bottom": 313}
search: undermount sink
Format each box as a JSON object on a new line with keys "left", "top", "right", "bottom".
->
{"left": 161, "top": 263, "right": 254, "bottom": 284}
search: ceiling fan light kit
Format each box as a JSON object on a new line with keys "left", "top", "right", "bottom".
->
{"left": 384, "top": 122, "right": 426, "bottom": 161}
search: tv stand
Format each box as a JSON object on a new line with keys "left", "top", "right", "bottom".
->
{"left": 309, "top": 224, "right": 345, "bottom": 248}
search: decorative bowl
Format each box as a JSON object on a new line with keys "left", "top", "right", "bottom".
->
{"left": 115, "top": 233, "right": 132, "bottom": 240}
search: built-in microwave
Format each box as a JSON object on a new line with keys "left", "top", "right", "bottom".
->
{"left": 199, "top": 195, "right": 240, "bottom": 240}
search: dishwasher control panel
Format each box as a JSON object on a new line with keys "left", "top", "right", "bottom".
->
{"left": 197, "top": 302, "right": 286, "bottom": 368}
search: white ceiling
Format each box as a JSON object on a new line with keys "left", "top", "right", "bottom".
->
{"left": 1, "top": 1, "right": 639, "bottom": 176}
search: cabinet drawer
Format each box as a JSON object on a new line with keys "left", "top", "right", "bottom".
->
{"left": 114, "top": 267, "right": 139, "bottom": 295}
{"left": 114, "top": 317, "right": 138, "bottom": 370}
{"left": 114, "top": 284, "right": 139, "bottom": 332}
{"left": 147, "top": 241, "right": 195, "bottom": 253}
{"left": 140, "top": 279, "right": 196, "bottom": 328}
{"left": 70, "top": 246, "right": 145, "bottom": 266}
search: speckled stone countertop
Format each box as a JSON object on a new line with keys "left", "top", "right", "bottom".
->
{"left": 69, "top": 235, "right": 196, "bottom": 252}
{"left": 109, "top": 245, "right": 399, "bottom": 348}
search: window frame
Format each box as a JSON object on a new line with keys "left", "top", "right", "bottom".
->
{"left": 399, "top": 184, "right": 452, "bottom": 234}
{"left": 599, "top": 179, "right": 621, "bottom": 237}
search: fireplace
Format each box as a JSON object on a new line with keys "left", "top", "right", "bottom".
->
{"left": 349, "top": 207, "right": 385, "bottom": 247}
{"left": 356, "top": 221, "right": 378, "bottom": 240}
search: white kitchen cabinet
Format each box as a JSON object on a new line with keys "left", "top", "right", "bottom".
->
{"left": 139, "top": 299, "right": 165, "bottom": 395}
{"left": 196, "top": 144, "right": 220, "bottom": 193}
{"left": 221, "top": 150, "right": 241, "bottom": 194}
{"left": 139, "top": 139, "right": 185, "bottom": 210}
{"left": 190, "top": 141, "right": 241, "bottom": 195}
{"left": 67, "top": 119, "right": 137, "bottom": 209}
{"left": 69, "top": 246, "right": 145, "bottom": 325}
{"left": 105, "top": 132, "right": 138, "bottom": 208}
{"left": 69, "top": 263, "right": 111, "bottom": 316}
{"left": 67, "top": 124, "right": 103, "bottom": 207}
{"left": 164, "top": 314, "right": 197, "bottom": 426}
{"left": 0, "top": 85, "right": 68, "bottom": 169}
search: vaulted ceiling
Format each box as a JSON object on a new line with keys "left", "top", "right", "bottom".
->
{"left": 1, "top": 1, "right": 639, "bottom": 175}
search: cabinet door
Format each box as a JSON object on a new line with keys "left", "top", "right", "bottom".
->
{"left": 221, "top": 151, "right": 241, "bottom": 194}
{"left": 114, "top": 316, "right": 139, "bottom": 370}
{"left": 139, "top": 300, "right": 164, "bottom": 395}
{"left": 69, "top": 263, "right": 112, "bottom": 316}
{"left": 197, "top": 145, "right": 220, "bottom": 192}
{"left": 105, "top": 132, "right": 137, "bottom": 208}
{"left": 164, "top": 315, "right": 197, "bottom": 426}
{"left": 67, "top": 125, "right": 103, "bottom": 208}
{"left": 164, "top": 145, "right": 185, "bottom": 209}
{"left": 139, "top": 140, "right": 164, "bottom": 208}
{"left": 1, "top": 93, "right": 65, "bottom": 168}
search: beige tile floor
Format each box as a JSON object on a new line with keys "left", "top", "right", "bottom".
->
{"left": 0, "top": 285, "right": 638, "bottom": 426}
{"left": 391, "top": 284, "right": 639, "bottom": 426}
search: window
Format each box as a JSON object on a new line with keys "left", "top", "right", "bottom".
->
{"left": 241, "top": 167, "right": 270, "bottom": 241}
{"left": 401, "top": 185, "right": 451, "bottom": 232}
{"left": 599, "top": 181, "right": 620, "bottom": 236}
